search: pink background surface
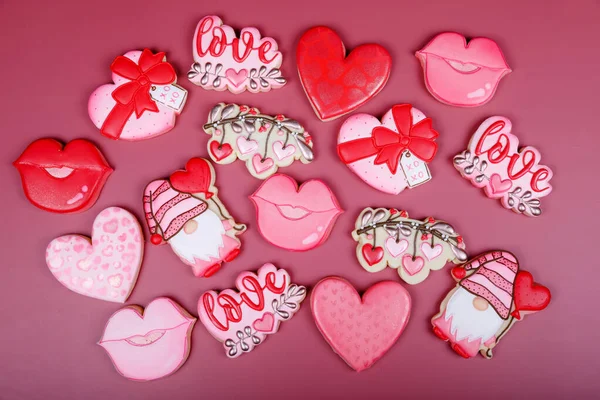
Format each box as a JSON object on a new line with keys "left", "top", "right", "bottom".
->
{"left": 1, "top": 0, "right": 598, "bottom": 398}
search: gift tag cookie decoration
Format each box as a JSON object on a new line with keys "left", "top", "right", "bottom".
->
{"left": 297, "top": 26, "right": 392, "bottom": 121}
{"left": 14, "top": 138, "right": 113, "bottom": 213}
{"left": 432, "top": 251, "right": 551, "bottom": 359}
{"left": 454, "top": 117, "right": 553, "bottom": 216}
{"left": 45, "top": 207, "right": 144, "bottom": 303}
{"left": 143, "top": 158, "right": 246, "bottom": 278}
{"left": 188, "top": 16, "right": 286, "bottom": 94}
{"left": 352, "top": 208, "right": 467, "bottom": 285}
{"left": 338, "top": 104, "right": 438, "bottom": 194}
{"left": 416, "top": 32, "right": 511, "bottom": 107}
{"left": 198, "top": 263, "right": 306, "bottom": 358}
{"left": 311, "top": 277, "right": 411, "bottom": 371}
{"left": 203, "top": 104, "right": 313, "bottom": 179}
{"left": 89, "top": 49, "right": 187, "bottom": 141}
{"left": 99, "top": 297, "right": 196, "bottom": 381}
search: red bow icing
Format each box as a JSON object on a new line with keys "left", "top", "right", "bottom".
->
{"left": 337, "top": 104, "right": 439, "bottom": 174}
{"left": 101, "top": 49, "right": 176, "bottom": 139}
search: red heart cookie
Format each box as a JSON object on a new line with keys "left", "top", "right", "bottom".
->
{"left": 297, "top": 27, "right": 392, "bottom": 121}
{"left": 170, "top": 157, "right": 214, "bottom": 198}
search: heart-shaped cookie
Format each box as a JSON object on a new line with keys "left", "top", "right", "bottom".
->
{"left": 45, "top": 207, "right": 144, "bottom": 303}
{"left": 311, "top": 277, "right": 411, "bottom": 371}
{"left": 297, "top": 26, "right": 392, "bottom": 121}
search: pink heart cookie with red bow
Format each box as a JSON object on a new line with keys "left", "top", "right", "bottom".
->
{"left": 88, "top": 49, "right": 187, "bottom": 141}
{"left": 45, "top": 207, "right": 144, "bottom": 303}
{"left": 337, "top": 104, "right": 439, "bottom": 194}
{"left": 311, "top": 277, "right": 411, "bottom": 371}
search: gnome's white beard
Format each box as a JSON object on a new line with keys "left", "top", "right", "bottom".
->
{"left": 168, "top": 211, "right": 225, "bottom": 263}
{"left": 445, "top": 287, "right": 505, "bottom": 343}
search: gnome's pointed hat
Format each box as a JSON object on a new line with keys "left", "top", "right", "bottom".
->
{"left": 459, "top": 251, "right": 519, "bottom": 319}
{"left": 143, "top": 179, "right": 207, "bottom": 243}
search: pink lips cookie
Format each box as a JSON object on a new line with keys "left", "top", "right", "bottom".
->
{"left": 99, "top": 297, "right": 196, "bottom": 381}
{"left": 416, "top": 32, "right": 511, "bottom": 107}
{"left": 250, "top": 174, "right": 343, "bottom": 251}
{"left": 311, "top": 277, "right": 411, "bottom": 371}
{"left": 45, "top": 207, "right": 143, "bottom": 303}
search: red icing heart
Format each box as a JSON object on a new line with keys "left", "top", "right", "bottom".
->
{"left": 170, "top": 157, "right": 214, "bottom": 198}
{"left": 297, "top": 27, "right": 392, "bottom": 121}
{"left": 209, "top": 141, "right": 233, "bottom": 161}
{"left": 512, "top": 271, "right": 551, "bottom": 320}
{"left": 362, "top": 244, "right": 384, "bottom": 266}
{"left": 311, "top": 277, "right": 411, "bottom": 371}
{"left": 489, "top": 173, "right": 512, "bottom": 194}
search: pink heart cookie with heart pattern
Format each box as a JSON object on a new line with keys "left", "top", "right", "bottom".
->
{"left": 311, "top": 277, "right": 411, "bottom": 371}
{"left": 45, "top": 207, "right": 144, "bottom": 303}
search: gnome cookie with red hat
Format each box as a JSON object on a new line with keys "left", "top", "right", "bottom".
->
{"left": 432, "top": 250, "right": 551, "bottom": 359}
{"left": 143, "top": 158, "right": 246, "bottom": 277}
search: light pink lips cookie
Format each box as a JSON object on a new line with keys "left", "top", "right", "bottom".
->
{"left": 99, "top": 297, "right": 196, "bottom": 381}
{"left": 311, "top": 277, "right": 411, "bottom": 371}
{"left": 45, "top": 207, "right": 143, "bottom": 303}
{"left": 250, "top": 174, "right": 343, "bottom": 251}
{"left": 416, "top": 32, "right": 511, "bottom": 107}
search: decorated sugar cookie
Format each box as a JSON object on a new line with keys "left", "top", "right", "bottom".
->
{"left": 198, "top": 263, "right": 306, "bottom": 358}
{"left": 89, "top": 49, "right": 187, "bottom": 141}
{"left": 311, "top": 277, "right": 411, "bottom": 371}
{"left": 45, "top": 207, "right": 143, "bottom": 303}
{"left": 338, "top": 104, "right": 439, "bottom": 194}
{"left": 203, "top": 103, "right": 313, "bottom": 179}
{"left": 250, "top": 174, "right": 343, "bottom": 251}
{"left": 99, "top": 297, "right": 196, "bottom": 381}
{"left": 352, "top": 208, "right": 467, "bottom": 285}
{"left": 188, "top": 16, "right": 286, "bottom": 93}
{"left": 432, "top": 251, "right": 551, "bottom": 359}
{"left": 143, "top": 158, "right": 246, "bottom": 277}
{"left": 416, "top": 32, "right": 511, "bottom": 107}
{"left": 454, "top": 116, "right": 553, "bottom": 216}
{"left": 297, "top": 26, "right": 392, "bottom": 121}
{"left": 14, "top": 138, "right": 112, "bottom": 213}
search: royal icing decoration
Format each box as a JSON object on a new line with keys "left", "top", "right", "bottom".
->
{"left": 454, "top": 116, "right": 553, "bottom": 216}
{"left": 203, "top": 103, "right": 313, "bottom": 179}
{"left": 297, "top": 26, "right": 392, "bottom": 121}
{"left": 14, "top": 138, "right": 112, "bottom": 213}
{"left": 432, "top": 251, "right": 551, "bottom": 359}
{"left": 89, "top": 49, "right": 187, "bottom": 141}
{"left": 311, "top": 277, "right": 411, "bottom": 371}
{"left": 250, "top": 174, "right": 343, "bottom": 251}
{"left": 188, "top": 16, "right": 286, "bottom": 93}
{"left": 198, "top": 263, "right": 306, "bottom": 358}
{"left": 45, "top": 207, "right": 143, "bottom": 303}
{"left": 338, "top": 104, "right": 438, "bottom": 194}
{"left": 143, "top": 158, "right": 246, "bottom": 277}
{"left": 99, "top": 297, "right": 196, "bottom": 381}
{"left": 416, "top": 32, "right": 511, "bottom": 107}
{"left": 352, "top": 208, "right": 467, "bottom": 285}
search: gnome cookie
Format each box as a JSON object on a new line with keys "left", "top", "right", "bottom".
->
{"left": 143, "top": 158, "right": 246, "bottom": 277}
{"left": 432, "top": 251, "right": 551, "bottom": 359}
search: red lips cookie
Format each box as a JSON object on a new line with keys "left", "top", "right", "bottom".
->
{"left": 297, "top": 26, "right": 392, "bottom": 121}
{"left": 14, "top": 139, "right": 113, "bottom": 213}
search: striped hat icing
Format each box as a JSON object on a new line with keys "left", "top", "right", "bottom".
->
{"left": 459, "top": 251, "right": 518, "bottom": 319}
{"left": 143, "top": 179, "right": 208, "bottom": 241}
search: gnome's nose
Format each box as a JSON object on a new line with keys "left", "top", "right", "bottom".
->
{"left": 183, "top": 220, "right": 198, "bottom": 234}
{"left": 472, "top": 296, "right": 489, "bottom": 311}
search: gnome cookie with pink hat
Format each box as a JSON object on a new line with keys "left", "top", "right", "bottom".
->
{"left": 432, "top": 251, "right": 551, "bottom": 359}
{"left": 143, "top": 158, "right": 246, "bottom": 277}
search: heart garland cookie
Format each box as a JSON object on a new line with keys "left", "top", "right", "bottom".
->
{"left": 45, "top": 207, "right": 144, "bottom": 303}
{"left": 297, "top": 26, "right": 392, "bottom": 121}
{"left": 352, "top": 208, "right": 467, "bottom": 284}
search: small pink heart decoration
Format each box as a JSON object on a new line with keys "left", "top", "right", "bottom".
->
{"left": 385, "top": 237, "right": 408, "bottom": 257}
{"left": 252, "top": 154, "right": 274, "bottom": 174}
{"left": 402, "top": 255, "right": 424, "bottom": 276}
{"left": 489, "top": 173, "right": 513, "bottom": 195}
{"left": 236, "top": 136, "right": 259, "bottom": 155}
{"left": 45, "top": 207, "right": 143, "bottom": 303}
{"left": 420, "top": 242, "right": 443, "bottom": 261}
{"left": 272, "top": 141, "right": 296, "bottom": 161}
{"left": 225, "top": 68, "right": 248, "bottom": 88}
{"left": 252, "top": 312, "right": 275, "bottom": 332}
{"left": 311, "top": 277, "right": 411, "bottom": 371}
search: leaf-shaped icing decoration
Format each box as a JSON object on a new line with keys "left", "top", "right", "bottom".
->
{"left": 200, "top": 73, "right": 209, "bottom": 85}
{"left": 361, "top": 210, "right": 373, "bottom": 226}
{"left": 528, "top": 199, "right": 541, "bottom": 206}
{"left": 267, "top": 68, "right": 280, "bottom": 77}
{"left": 384, "top": 226, "right": 398, "bottom": 237}
{"left": 530, "top": 207, "right": 542, "bottom": 216}
{"left": 221, "top": 104, "right": 236, "bottom": 119}
{"left": 259, "top": 66, "right": 267, "bottom": 76}
{"left": 280, "top": 120, "right": 303, "bottom": 131}
{"left": 209, "top": 104, "right": 223, "bottom": 123}
{"left": 273, "top": 77, "right": 286, "bottom": 84}
{"left": 231, "top": 122, "right": 243, "bottom": 133}
{"left": 249, "top": 68, "right": 257, "bottom": 78}
{"left": 244, "top": 120, "right": 255, "bottom": 133}
{"left": 249, "top": 79, "right": 258, "bottom": 90}
{"left": 431, "top": 222, "right": 455, "bottom": 235}
{"left": 124, "top": 329, "right": 166, "bottom": 346}
{"left": 193, "top": 63, "right": 202, "bottom": 72}
{"left": 260, "top": 78, "right": 269, "bottom": 88}
{"left": 295, "top": 137, "right": 314, "bottom": 161}
{"left": 450, "top": 245, "right": 468, "bottom": 262}
{"left": 187, "top": 70, "right": 198, "bottom": 79}
{"left": 399, "top": 226, "right": 412, "bottom": 236}
{"left": 212, "top": 77, "right": 221, "bottom": 87}
{"left": 372, "top": 209, "right": 386, "bottom": 223}
{"left": 214, "top": 64, "right": 223, "bottom": 75}
{"left": 453, "top": 156, "right": 466, "bottom": 165}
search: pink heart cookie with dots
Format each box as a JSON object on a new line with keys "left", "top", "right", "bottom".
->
{"left": 45, "top": 207, "right": 144, "bottom": 303}
{"left": 311, "top": 277, "right": 411, "bottom": 371}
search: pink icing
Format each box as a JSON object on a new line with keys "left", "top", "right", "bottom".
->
{"left": 45, "top": 207, "right": 143, "bottom": 303}
{"left": 311, "top": 277, "right": 411, "bottom": 372}
{"left": 99, "top": 297, "right": 196, "bottom": 381}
